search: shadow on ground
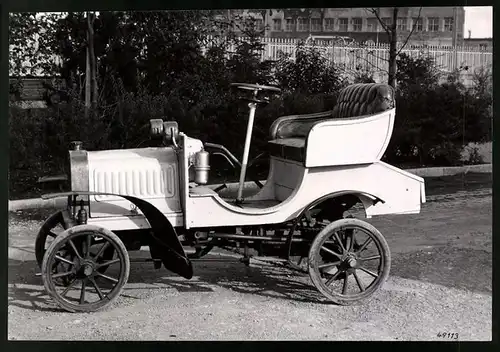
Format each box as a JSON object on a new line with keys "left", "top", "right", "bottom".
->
{"left": 8, "top": 253, "right": 328, "bottom": 313}
{"left": 8, "top": 239, "right": 492, "bottom": 314}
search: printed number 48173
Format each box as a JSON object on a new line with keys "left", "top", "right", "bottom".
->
{"left": 437, "top": 332, "right": 459, "bottom": 339}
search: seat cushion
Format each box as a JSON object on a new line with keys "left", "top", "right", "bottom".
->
{"left": 268, "top": 138, "right": 306, "bottom": 162}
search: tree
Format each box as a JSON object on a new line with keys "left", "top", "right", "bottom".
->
{"left": 9, "top": 12, "right": 62, "bottom": 77}
{"left": 366, "top": 7, "right": 422, "bottom": 88}
{"left": 87, "top": 11, "right": 98, "bottom": 111}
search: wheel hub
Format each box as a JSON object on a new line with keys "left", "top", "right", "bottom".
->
{"left": 342, "top": 253, "right": 358, "bottom": 269}
{"left": 80, "top": 261, "right": 95, "bottom": 277}
{"left": 347, "top": 257, "right": 357, "bottom": 268}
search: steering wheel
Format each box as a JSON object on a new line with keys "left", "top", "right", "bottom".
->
{"left": 230, "top": 83, "right": 282, "bottom": 93}
{"left": 230, "top": 83, "right": 281, "bottom": 104}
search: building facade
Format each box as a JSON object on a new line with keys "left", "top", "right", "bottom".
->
{"left": 463, "top": 37, "right": 493, "bottom": 51}
{"left": 226, "top": 7, "right": 465, "bottom": 46}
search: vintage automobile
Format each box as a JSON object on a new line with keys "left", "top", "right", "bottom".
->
{"left": 35, "top": 82, "right": 426, "bottom": 313}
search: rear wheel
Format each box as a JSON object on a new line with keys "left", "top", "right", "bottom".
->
{"left": 308, "top": 218, "right": 391, "bottom": 305}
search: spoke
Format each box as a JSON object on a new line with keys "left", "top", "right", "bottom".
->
{"left": 297, "top": 257, "right": 304, "bottom": 266}
{"left": 55, "top": 255, "right": 75, "bottom": 266}
{"left": 359, "top": 255, "right": 381, "bottom": 261}
{"left": 94, "top": 241, "right": 111, "bottom": 260}
{"left": 48, "top": 230, "right": 58, "bottom": 238}
{"left": 359, "top": 266, "right": 378, "bottom": 278}
{"left": 345, "top": 232, "right": 352, "bottom": 253}
{"left": 353, "top": 271, "right": 365, "bottom": 292}
{"left": 333, "top": 232, "right": 346, "bottom": 253}
{"left": 95, "top": 272, "right": 119, "bottom": 283}
{"left": 356, "top": 237, "right": 372, "bottom": 254}
{"left": 85, "top": 234, "right": 92, "bottom": 258}
{"left": 348, "top": 229, "right": 356, "bottom": 252}
{"left": 60, "top": 278, "right": 78, "bottom": 297}
{"left": 325, "top": 270, "right": 341, "bottom": 286}
{"left": 96, "top": 258, "right": 120, "bottom": 269}
{"left": 67, "top": 239, "right": 83, "bottom": 260}
{"left": 320, "top": 246, "right": 343, "bottom": 260}
{"left": 342, "top": 274, "right": 349, "bottom": 294}
{"left": 318, "top": 260, "right": 342, "bottom": 270}
{"left": 80, "top": 279, "right": 87, "bottom": 304}
{"left": 52, "top": 271, "right": 74, "bottom": 279}
{"left": 89, "top": 277, "right": 105, "bottom": 300}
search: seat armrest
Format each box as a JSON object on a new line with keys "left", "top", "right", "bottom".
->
{"left": 269, "top": 110, "right": 333, "bottom": 139}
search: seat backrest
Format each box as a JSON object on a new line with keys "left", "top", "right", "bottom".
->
{"left": 332, "top": 83, "right": 395, "bottom": 119}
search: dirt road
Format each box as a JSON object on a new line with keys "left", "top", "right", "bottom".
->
{"left": 8, "top": 188, "right": 492, "bottom": 341}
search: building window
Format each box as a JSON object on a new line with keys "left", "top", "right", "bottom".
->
{"left": 311, "top": 18, "right": 321, "bottom": 31}
{"left": 297, "top": 17, "right": 309, "bottom": 31}
{"left": 285, "top": 18, "right": 295, "bottom": 32}
{"left": 444, "top": 17, "right": 453, "bottom": 31}
{"left": 428, "top": 17, "right": 439, "bottom": 32}
{"left": 381, "top": 17, "right": 392, "bottom": 28}
{"left": 352, "top": 18, "right": 362, "bottom": 31}
{"left": 338, "top": 18, "right": 348, "bottom": 31}
{"left": 324, "top": 18, "right": 335, "bottom": 31}
{"left": 255, "top": 19, "right": 264, "bottom": 31}
{"left": 479, "top": 43, "right": 488, "bottom": 50}
{"left": 367, "top": 18, "right": 378, "bottom": 32}
{"left": 272, "top": 18, "right": 282, "bottom": 31}
{"left": 412, "top": 17, "right": 423, "bottom": 31}
{"left": 397, "top": 18, "right": 407, "bottom": 31}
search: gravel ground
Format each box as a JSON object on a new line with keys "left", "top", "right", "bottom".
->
{"left": 7, "top": 187, "right": 492, "bottom": 341}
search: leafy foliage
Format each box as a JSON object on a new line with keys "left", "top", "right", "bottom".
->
{"left": 395, "top": 52, "right": 441, "bottom": 93}
{"left": 274, "top": 42, "right": 348, "bottom": 95}
{"left": 9, "top": 12, "right": 62, "bottom": 77}
{"left": 385, "top": 53, "right": 492, "bottom": 166}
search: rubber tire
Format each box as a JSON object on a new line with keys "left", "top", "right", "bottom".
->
{"left": 308, "top": 218, "right": 391, "bottom": 305}
{"left": 41, "top": 224, "right": 130, "bottom": 313}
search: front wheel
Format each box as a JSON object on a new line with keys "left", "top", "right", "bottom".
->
{"left": 41, "top": 225, "right": 130, "bottom": 313}
{"left": 308, "top": 218, "right": 391, "bottom": 305}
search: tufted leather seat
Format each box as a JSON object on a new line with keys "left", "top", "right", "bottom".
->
{"left": 268, "top": 83, "right": 395, "bottom": 163}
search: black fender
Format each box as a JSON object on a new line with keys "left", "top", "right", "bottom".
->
{"left": 42, "top": 191, "right": 193, "bottom": 279}
{"left": 284, "top": 190, "right": 385, "bottom": 259}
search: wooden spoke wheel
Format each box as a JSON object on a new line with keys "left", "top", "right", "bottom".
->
{"left": 41, "top": 225, "right": 130, "bottom": 313}
{"left": 308, "top": 218, "right": 391, "bottom": 305}
{"left": 35, "top": 211, "right": 115, "bottom": 272}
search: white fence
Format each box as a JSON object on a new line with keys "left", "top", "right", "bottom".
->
{"left": 205, "top": 36, "right": 493, "bottom": 86}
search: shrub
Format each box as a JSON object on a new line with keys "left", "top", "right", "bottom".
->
{"left": 274, "top": 41, "right": 348, "bottom": 95}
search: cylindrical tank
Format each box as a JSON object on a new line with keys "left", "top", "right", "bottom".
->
{"left": 194, "top": 151, "right": 210, "bottom": 185}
